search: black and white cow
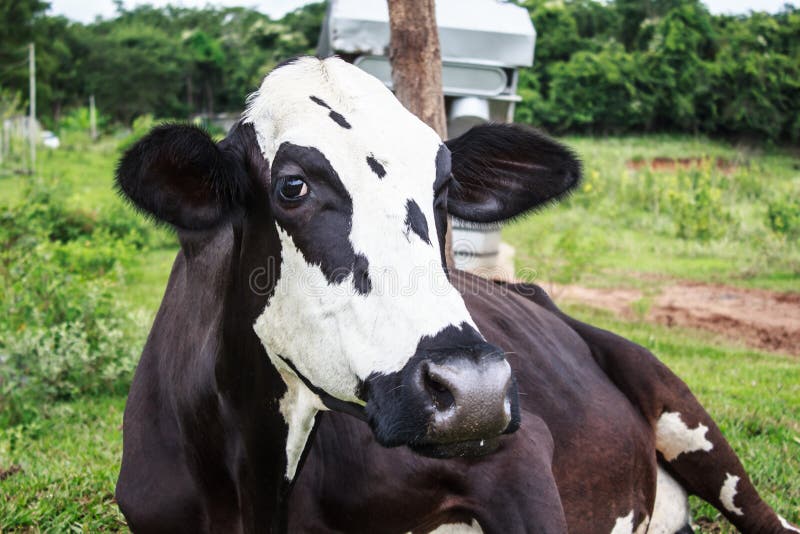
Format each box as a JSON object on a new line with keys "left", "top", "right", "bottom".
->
{"left": 115, "top": 57, "right": 798, "bottom": 533}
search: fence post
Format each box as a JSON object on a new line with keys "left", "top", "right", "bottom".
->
{"left": 90, "top": 94, "right": 97, "bottom": 141}
{"left": 29, "top": 42, "right": 36, "bottom": 176}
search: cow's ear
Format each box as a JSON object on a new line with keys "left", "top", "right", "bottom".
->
{"left": 116, "top": 123, "right": 263, "bottom": 230}
{"left": 445, "top": 123, "right": 581, "bottom": 223}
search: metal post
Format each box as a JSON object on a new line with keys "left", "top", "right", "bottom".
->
{"left": 28, "top": 42, "right": 36, "bottom": 175}
{"left": 89, "top": 94, "right": 97, "bottom": 140}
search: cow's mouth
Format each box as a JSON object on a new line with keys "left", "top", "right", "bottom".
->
{"left": 409, "top": 436, "right": 502, "bottom": 458}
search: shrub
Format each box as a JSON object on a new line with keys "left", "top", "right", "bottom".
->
{"left": 664, "top": 165, "right": 732, "bottom": 241}
{"left": 57, "top": 106, "right": 111, "bottom": 135}
{"left": 767, "top": 195, "right": 800, "bottom": 239}
{"left": 515, "top": 2, "right": 800, "bottom": 142}
{"left": 0, "top": 180, "right": 149, "bottom": 426}
{"left": 0, "top": 310, "right": 143, "bottom": 427}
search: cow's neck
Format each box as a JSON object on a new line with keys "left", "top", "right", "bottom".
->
{"left": 184, "top": 212, "right": 314, "bottom": 529}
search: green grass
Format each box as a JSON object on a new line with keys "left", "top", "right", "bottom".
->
{"left": 3, "top": 138, "right": 121, "bottom": 208}
{"left": 504, "top": 135, "right": 800, "bottom": 292}
{"left": 1, "top": 134, "right": 798, "bottom": 532}
{"left": 0, "top": 396, "right": 128, "bottom": 532}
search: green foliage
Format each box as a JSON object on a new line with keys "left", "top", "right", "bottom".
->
{"left": 664, "top": 166, "right": 731, "bottom": 240}
{"left": 767, "top": 194, "right": 800, "bottom": 239}
{"left": 3, "top": 0, "right": 797, "bottom": 142}
{"left": 504, "top": 135, "right": 800, "bottom": 291}
{"left": 57, "top": 106, "right": 110, "bottom": 134}
{"left": 515, "top": 0, "right": 800, "bottom": 142}
{"left": 0, "top": 3, "right": 325, "bottom": 125}
{"left": 543, "top": 43, "right": 653, "bottom": 132}
{"left": 0, "top": 178, "right": 155, "bottom": 426}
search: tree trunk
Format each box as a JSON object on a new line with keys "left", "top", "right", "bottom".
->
{"left": 387, "top": 0, "right": 453, "bottom": 266}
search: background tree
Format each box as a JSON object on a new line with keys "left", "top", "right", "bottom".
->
{"left": 387, "top": 0, "right": 452, "bottom": 264}
{"left": 387, "top": 0, "right": 447, "bottom": 138}
{"left": 0, "top": 0, "right": 797, "bottom": 143}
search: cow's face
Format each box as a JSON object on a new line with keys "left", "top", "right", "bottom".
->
{"left": 116, "top": 57, "right": 581, "bottom": 458}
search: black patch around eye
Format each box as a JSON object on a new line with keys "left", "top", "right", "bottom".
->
{"left": 328, "top": 111, "right": 351, "bottom": 129}
{"left": 352, "top": 253, "right": 372, "bottom": 295}
{"left": 271, "top": 142, "right": 356, "bottom": 286}
{"left": 366, "top": 155, "right": 386, "bottom": 178}
{"left": 404, "top": 199, "right": 431, "bottom": 245}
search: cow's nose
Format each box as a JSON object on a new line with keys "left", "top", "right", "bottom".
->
{"left": 415, "top": 353, "right": 513, "bottom": 443}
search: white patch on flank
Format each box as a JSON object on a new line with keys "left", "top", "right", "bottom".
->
{"left": 277, "top": 370, "right": 326, "bottom": 481}
{"left": 610, "top": 511, "right": 634, "bottom": 534}
{"left": 720, "top": 473, "right": 744, "bottom": 516}
{"left": 428, "top": 520, "right": 483, "bottom": 533}
{"left": 656, "top": 411, "right": 714, "bottom": 461}
{"left": 249, "top": 57, "right": 479, "bottom": 402}
{"left": 779, "top": 515, "right": 800, "bottom": 532}
{"left": 649, "top": 466, "right": 690, "bottom": 534}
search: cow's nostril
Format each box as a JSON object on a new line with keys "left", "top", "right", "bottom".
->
{"left": 424, "top": 369, "right": 455, "bottom": 411}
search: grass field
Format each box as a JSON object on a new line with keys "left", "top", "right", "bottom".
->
{"left": 0, "top": 133, "right": 797, "bottom": 532}
{"left": 505, "top": 135, "right": 800, "bottom": 292}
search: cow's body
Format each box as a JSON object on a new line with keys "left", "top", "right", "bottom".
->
{"left": 290, "top": 271, "right": 656, "bottom": 534}
{"left": 288, "top": 272, "right": 794, "bottom": 534}
{"left": 114, "top": 57, "right": 798, "bottom": 534}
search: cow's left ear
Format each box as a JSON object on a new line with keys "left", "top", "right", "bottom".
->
{"left": 445, "top": 123, "right": 581, "bottom": 223}
{"left": 115, "top": 122, "right": 266, "bottom": 230}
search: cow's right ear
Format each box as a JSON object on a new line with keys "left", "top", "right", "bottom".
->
{"left": 116, "top": 123, "right": 261, "bottom": 230}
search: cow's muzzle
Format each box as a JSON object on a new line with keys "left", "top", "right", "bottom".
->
{"left": 363, "top": 339, "right": 520, "bottom": 458}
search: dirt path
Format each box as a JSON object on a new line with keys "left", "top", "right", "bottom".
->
{"left": 546, "top": 281, "right": 800, "bottom": 356}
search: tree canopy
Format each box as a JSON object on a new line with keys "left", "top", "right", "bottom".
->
{"left": 0, "top": 0, "right": 797, "bottom": 142}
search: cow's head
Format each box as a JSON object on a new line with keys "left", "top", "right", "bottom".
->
{"left": 117, "top": 57, "right": 580, "bottom": 459}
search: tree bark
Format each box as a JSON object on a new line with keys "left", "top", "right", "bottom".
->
{"left": 387, "top": 0, "right": 453, "bottom": 265}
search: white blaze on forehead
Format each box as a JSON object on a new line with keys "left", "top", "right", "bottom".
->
{"left": 248, "top": 57, "right": 478, "bottom": 401}
{"left": 656, "top": 411, "right": 714, "bottom": 461}
{"left": 720, "top": 473, "right": 744, "bottom": 516}
{"left": 245, "top": 56, "right": 441, "bottom": 170}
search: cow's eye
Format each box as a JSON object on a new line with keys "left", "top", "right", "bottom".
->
{"left": 278, "top": 176, "right": 309, "bottom": 202}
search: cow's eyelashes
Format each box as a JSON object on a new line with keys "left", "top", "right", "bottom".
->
{"left": 276, "top": 175, "right": 310, "bottom": 203}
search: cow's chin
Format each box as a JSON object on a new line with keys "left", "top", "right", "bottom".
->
{"left": 409, "top": 436, "right": 502, "bottom": 459}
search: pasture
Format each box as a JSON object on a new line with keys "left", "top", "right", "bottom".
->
{"left": 0, "top": 132, "right": 797, "bottom": 532}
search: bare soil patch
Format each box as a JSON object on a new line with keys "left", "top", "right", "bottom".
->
{"left": 0, "top": 464, "right": 22, "bottom": 481}
{"left": 546, "top": 280, "right": 800, "bottom": 356}
{"left": 625, "top": 156, "right": 739, "bottom": 173}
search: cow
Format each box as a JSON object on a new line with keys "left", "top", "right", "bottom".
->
{"left": 114, "top": 56, "right": 798, "bottom": 533}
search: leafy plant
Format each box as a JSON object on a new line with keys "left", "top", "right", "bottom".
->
{"left": 767, "top": 194, "right": 800, "bottom": 239}
{"left": 0, "top": 179, "right": 151, "bottom": 426}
